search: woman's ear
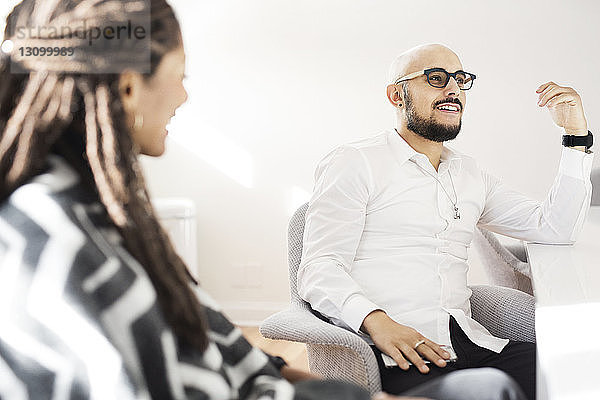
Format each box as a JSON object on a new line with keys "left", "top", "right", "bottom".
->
{"left": 118, "top": 70, "right": 143, "bottom": 114}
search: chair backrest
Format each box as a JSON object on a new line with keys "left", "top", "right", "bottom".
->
{"left": 472, "top": 228, "right": 533, "bottom": 294}
{"left": 287, "top": 203, "right": 309, "bottom": 306}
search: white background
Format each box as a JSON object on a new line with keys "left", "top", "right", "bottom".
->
{"left": 2, "top": 1, "right": 599, "bottom": 323}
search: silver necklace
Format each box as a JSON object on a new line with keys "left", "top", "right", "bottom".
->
{"left": 417, "top": 165, "right": 460, "bottom": 219}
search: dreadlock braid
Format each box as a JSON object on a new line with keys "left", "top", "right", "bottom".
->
{"left": 82, "top": 79, "right": 128, "bottom": 226}
{"left": 0, "top": 71, "right": 47, "bottom": 161}
{"left": 9, "top": 72, "right": 59, "bottom": 183}
{"left": 0, "top": 0, "right": 209, "bottom": 352}
{"left": 96, "top": 84, "right": 126, "bottom": 199}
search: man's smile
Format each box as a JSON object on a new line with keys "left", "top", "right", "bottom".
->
{"left": 433, "top": 98, "right": 463, "bottom": 115}
{"left": 435, "top": 103, "right": 460, "bottom": 113}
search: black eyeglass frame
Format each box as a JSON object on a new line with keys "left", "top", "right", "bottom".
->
{"left": 394, "top": 68, "right": 477, "bottom": 91}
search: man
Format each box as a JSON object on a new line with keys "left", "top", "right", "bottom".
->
{"left": 297, "top": 43, "right": 593, "bottom": 400}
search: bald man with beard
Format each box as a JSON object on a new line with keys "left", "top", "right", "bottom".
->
{"left": 298, "top": 44, "right": 594, "bottom": 400}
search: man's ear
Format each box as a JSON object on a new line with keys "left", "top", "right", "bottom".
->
{"left": 386, "top": 84, "right": 402, "bottom": 108}
{"left": 118, "top": 70, "right": 143, "bottom": 114}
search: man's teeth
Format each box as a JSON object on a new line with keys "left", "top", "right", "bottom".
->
{"left": 437, "top": 104, "right": 459, "bottom": 111}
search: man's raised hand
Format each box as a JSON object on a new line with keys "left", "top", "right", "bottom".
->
{"left": 537, "top": 82, "right": 588, "bottom": 136}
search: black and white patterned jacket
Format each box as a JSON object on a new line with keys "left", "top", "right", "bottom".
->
{"left": 0, "top": 156, "right": 368, "bottom": 400}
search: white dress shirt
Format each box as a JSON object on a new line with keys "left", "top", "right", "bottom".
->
{"left": 298, "top": 129, "right": 593, "bottom": 353}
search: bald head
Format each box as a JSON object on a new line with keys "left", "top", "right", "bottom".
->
{"left": 388, "top": 44, "right": 462, "bottom": 83}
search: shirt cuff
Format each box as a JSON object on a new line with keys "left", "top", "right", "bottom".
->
{"left": 341, "top": 293, "right": 381, "bottom": 333}
{"left": 559, "top": 146, "right": 594, "bottom": 180}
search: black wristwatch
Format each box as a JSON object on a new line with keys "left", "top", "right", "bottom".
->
{"left": 562, "top": 130, "right": 593, "bottom": 151}
{"left": 269, "top": 355, "right": 288, "bottom": 370}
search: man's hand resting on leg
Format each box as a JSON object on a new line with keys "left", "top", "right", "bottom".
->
{"left": 361, "top": 310, "right": 450, "bottom": 374}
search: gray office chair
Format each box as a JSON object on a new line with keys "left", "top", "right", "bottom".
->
{"left": 260, "top": 203, "right": 536, "bottom": 395}
{"left": 472, "top": 228, "right": 532, "bottom": 295}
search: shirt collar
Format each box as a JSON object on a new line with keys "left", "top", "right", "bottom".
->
{"left": 387, "top": 129, "right": 463, "bottom": 174}
{"left": 440, "top": 145, "right": 463, "bottom": 175}
{"left": 387, "top": 129, "right": 419, "bottom": 166}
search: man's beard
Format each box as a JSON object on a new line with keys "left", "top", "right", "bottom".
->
{"left": 403, "top": 87, "right": 462, "bottom": 143}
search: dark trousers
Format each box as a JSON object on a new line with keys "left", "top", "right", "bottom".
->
{"left": 371, "top": 317, "right": 536, "bottom": 400}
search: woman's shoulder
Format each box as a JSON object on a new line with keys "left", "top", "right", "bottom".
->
{"left": 1, "top": 156, "right": 115, "bottom": 257}
{"left": 0, "top": 155, "right": 151, "bottom": 308}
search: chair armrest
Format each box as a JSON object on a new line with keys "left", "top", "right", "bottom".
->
{"left": 260, "top": 305, "right": 372, "bottom": 350}
{"left": 260, "top": 305, "right": 382, "bottom": 395}
{"left": 470, "top": 285, "right": 536, "bottom": 343}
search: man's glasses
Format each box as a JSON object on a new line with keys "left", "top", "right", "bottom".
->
{"left": 394, "top": 68, "right": 476, "bottom": 91}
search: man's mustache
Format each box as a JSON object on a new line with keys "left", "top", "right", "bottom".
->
{"left": 434, "top": 98, "right": 463, "bottom": 110}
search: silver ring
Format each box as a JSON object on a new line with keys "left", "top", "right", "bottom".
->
{"left": 413, "top": 339, "right": 426, "bottom": 349}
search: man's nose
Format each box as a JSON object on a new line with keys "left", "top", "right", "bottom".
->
{"left": 443, "top": 77, "right": 460, "bottom": 97}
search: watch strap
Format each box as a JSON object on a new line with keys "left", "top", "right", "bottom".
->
{"left": 268, "top": 355, "right": 288, "bottom": 370}
{"left": 562, "top": 131, "right": 593, "bottom": 149}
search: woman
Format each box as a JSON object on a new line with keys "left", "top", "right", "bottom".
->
{"left": 0, "top": 1, "right": 525, "bottom": 399}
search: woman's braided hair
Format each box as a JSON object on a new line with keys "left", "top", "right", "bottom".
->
{"left": 0, "top": 0, "right": 208, "bottom": 352}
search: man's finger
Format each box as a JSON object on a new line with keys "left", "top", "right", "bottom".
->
{"left": 536, "top": 81, "right": 556, "bottom": 93}
{"left": 423, "top": 338, "right": 450, "bottom": 359}
{"left": 538, "top": 86, "right": 567, "bottom": 107}
{"left": 546, "top": 93, "right": 579, "bottom": 108}
{"left": 386, "top": 347, "right": 410, "bottom": 370}
{"left": 537, "top": 83, "right": 558, "bottom": 97}
{"left": 537, "top": 85, "right": 561, "bottom": 106}
{"left": 399, "top": 343, "right": 429, "bottom": 374}
{"left": 417, "top": 345, "right": 447, "bottom": 368}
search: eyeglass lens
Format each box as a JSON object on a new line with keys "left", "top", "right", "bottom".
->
{"left": 427, "top": 70, "right": 473, "bottom": 90}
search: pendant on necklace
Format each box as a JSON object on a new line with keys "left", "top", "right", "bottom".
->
{"left": 453, "top": 206, "right": 461, "bottom": 220}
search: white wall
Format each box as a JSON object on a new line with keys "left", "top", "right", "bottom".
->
{"left": 149, "top": 0, "right": 600, "bottom": 323}
{"left": 3, "top": 1, "right": 600, "bottom": 324}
